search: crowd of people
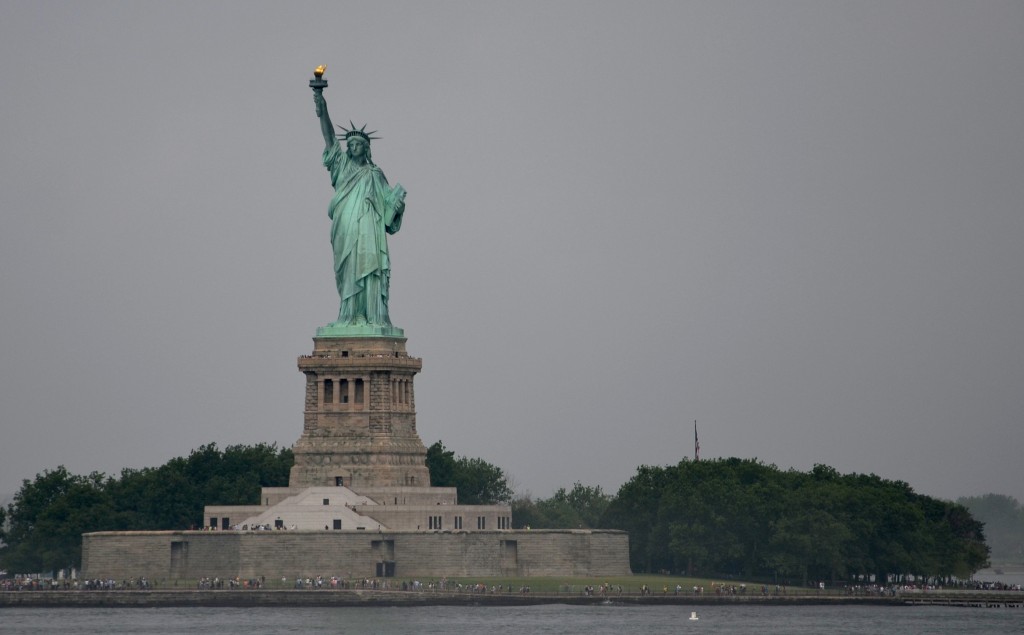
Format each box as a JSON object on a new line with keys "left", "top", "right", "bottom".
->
{"left": 0, "top": 576, "right": 150, "bottom": 591}
{"left": 2, "top": 574, "right": 1019, "bottom": 594}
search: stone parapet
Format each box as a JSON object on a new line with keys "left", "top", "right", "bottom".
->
{"left": 81, "top": 529, "right": 631, "bottom": 580}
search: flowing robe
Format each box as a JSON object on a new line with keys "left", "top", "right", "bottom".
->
{"left": 323, "top": 140, "right": 405, "bottom": 325}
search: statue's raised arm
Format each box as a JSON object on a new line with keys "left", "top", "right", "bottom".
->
{"left": 311, "top": 66, "right": 334, "bottom": 152}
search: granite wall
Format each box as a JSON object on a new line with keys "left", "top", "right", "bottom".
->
{"left": 81, "top": 529, "right": 631, "bottom": 580}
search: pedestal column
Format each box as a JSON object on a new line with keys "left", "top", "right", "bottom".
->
{"left": 289, "top": 336, "right": 431, "bottom": 489}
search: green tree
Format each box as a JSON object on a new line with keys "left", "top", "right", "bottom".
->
{"left": 452, "top": 457, "right": 513, "bottom": 505}
{"left": 425, "top": 441, "right": 457, "bottom": 488}
{"left": 769, "top": 507, "right": 852, "bottom": 586}
{"left": 106, "top": 443, "right": 293, "bottom": 530}
{"left": 0, "top": 443, "right": 294, "bottom": 570}
{"left": 425, "top": 441, "right": 513, "bottom": 505}
{"left": 540, "top": 482, "right": 610, "bottom": 528}
{"left": 602, "top": 464, "right": 673, "bottom": 573}
{"left": 512, "top": 482, "right": 610, "bottom": 529}
{"left": 510, "top": 495, "right": 543, "bottom": 529}
{"left": 604, "top": 458, "right": 990, "bottom": 581}
{"left": 0, "top": 467, "right": 115, "bottom": 573}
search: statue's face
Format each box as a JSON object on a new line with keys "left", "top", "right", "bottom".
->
{"left": 347, "top": 138, "right": 368, "bottom": 160}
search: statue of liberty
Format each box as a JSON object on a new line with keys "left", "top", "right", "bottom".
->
{"left": 311, "top": 66, "right": 407, "bottom": 337}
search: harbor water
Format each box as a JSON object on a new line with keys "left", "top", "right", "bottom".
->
{"left": 2, "top": 603, "right": 1021, "bottom": 634}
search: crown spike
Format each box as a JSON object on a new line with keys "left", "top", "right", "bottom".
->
{"left": 335, "top": 121, "right": 381, "bottom": 142}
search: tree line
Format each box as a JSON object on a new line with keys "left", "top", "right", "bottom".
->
{"left": 1, "top": 443, "right": 997, "bottom": 584}
{"left": 0, "top": 443, "right": 292, "bottom": 573}
{"left": 600, "top": 458, "right": 990, "bottom": 584}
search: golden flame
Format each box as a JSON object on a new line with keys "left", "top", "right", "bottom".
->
{"left": 314, "top": 65, "right": 327, "bottom": 78}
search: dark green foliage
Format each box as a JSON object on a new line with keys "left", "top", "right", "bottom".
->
{"left": 957, "top": 494, "right": 1024, "bottom": 563}
{"left": 425, "top": 441, "right": 457, "bottom": 489}
{"left": 0, "top": 443, "right": 293, "bottom": 572}
{"left": 425, "top": 441, "right": 513, "bottom": 505}
{"left": 512, "top": 482, "right": 610, "bottom": 529}
{"left": 103, "top": 443, "right": 293, "bottom": 531}
{"left": 0, "top": 467, "right": 115, "bottom": 574}
{"left": 602, "top": 458, "right": 990, "bottom": 582}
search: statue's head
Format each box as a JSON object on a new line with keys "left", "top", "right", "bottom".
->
{"left": 337, "top": 122, "right": 378, "bottom": 163}
{"left": 346, "top": 136, "right": 370, "bottom": 162}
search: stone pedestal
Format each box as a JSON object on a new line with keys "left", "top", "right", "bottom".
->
{"left": 290, "top": 336, "right": 431, "bottom": 489}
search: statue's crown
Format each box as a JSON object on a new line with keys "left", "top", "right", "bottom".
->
{"left": 337, "top": 121, "right": 380, "bottom": 143}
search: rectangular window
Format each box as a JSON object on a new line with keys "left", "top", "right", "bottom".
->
{"left": 323, "top": 379, "right": 333, "bottom": 404}
{"left": 354, "top": 378, "right": 364, "bottom": 404}
{"left": 209, "top": 517, "right": 217, "bottom": 529}
{"left": 323, "top": 498, "right": 330, "bottom": 506}
{"left": 477, "top": 516, "right": 486, "bottom": 530}
{"left": 340, "top": 379, "right": 349, "bottom": 403}
{"left": 221, "top": 517, "right": 230, "bottom": 530}
{"left": 454, "top": 516, "right": 463, "bottom": 529}
{"left": 333, "top": 519, "right": 342, "bottom": 530}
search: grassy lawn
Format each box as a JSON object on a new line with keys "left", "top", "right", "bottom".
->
{"left": 156, "top": 574, "right": 817, "bottom": 595}
{"left": 410, "top": 575, "right": 800, "bottom": 595}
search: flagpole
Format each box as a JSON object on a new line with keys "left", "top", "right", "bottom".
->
{"left": 694, "top": 420, "right": 700, "bottom": 461}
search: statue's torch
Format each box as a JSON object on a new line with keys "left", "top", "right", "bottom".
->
{"left": 310, "top": 65, "right": 328, "bottom": 116}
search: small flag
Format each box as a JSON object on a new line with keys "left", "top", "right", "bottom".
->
{"left": 694, "top": 420, "right": 700, "bottom": 461}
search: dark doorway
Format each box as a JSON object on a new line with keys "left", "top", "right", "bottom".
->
{"left": 170, "top": 541, "right": 188, "bottom": 578}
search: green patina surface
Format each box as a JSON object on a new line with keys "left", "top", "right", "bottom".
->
{"left": 316, "top": 322, "right": 405, "bottom": 338}
{"left": 311, "top": 68, "right": 407, "bottom": 338}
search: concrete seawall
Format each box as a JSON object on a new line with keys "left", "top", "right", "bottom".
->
{"left": 5, "top": 590, "right": 1020, "bottom": 608}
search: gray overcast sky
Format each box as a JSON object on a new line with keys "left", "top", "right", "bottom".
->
{"left": 1, "top": 1, "right": 1022, "bottom": 506}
